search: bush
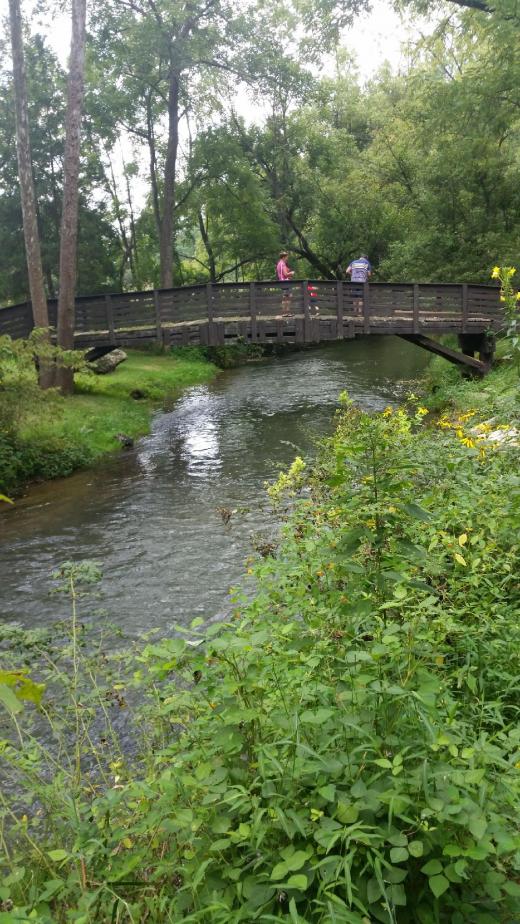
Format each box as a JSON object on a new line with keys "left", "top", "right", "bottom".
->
{"left": 1, "top": 399, "right": 519, "bottom": 922}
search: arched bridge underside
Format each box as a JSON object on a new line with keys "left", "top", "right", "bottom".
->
{"left": 1, "top": 280, "right": 503, "bottom": 373}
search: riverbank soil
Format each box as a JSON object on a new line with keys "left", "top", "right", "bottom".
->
{"left": 0, "top": 347, "right": 217, "bottom": 495}
{"left": 1, "top": 349, "right": 519, "bottom": 921}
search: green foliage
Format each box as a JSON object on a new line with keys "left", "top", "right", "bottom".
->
{"left": 0, "top": 342, "right": 217, "bottom": 493}
{"left": 1, "top": 376, "right": 519, "bottom": 921}
{"left": 491, "top": 265, "right": 520, "bottom": 370}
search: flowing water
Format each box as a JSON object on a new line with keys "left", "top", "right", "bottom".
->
{"left": 0, "top": 338, "right": 427, "bottom": 635}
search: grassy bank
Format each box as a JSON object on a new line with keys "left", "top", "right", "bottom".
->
{"left": 0, "top": 347, "right": 217, "bottom": 495}
{"left": 1, "top": 352, "right": 519, "bottom": 922}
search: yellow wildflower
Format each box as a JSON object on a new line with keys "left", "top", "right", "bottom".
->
{"left": 491, "top": 266, "right": 500, "bottom": 279}
{"left": 383, "top": 406, "right": 393, "bottom": 417}
{"left": 417, "top": 407, "right": 428, "bottom": 416}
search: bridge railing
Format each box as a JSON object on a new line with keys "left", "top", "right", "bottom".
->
{"left": 0, "top": 280, "right": 502, "bottom": 343}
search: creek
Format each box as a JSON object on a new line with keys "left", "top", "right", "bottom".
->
{"left": 0, "top": 338, "right": 427, "bottom": 634}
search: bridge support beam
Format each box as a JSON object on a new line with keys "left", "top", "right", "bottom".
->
{"left": 399, "top": 334, "right": 492, "bottom": 375}
{"left": 458, "top": 332, "right": 495, "bottom": 365}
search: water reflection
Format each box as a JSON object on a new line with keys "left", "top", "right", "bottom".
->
{"left": 0, "top": 338, "right": 427, "bottom": 634}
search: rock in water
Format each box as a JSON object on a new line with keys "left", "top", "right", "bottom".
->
{"left": 91, "top": 349, "right": 128, "bottom": 374}
{"left": 115, "top": 433, "right": 134, "bottom": 449}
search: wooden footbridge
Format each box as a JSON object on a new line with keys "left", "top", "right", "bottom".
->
{"left": 0, "top": 279, "right": 503, "bottom": 372}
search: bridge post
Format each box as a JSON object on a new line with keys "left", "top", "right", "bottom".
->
{"left": 105, "top": 294, "right": 115, "bottom": 345}
{"left": 413, "top": 284, "right": 419, "bottom": 334}
{"left": 336, "top": 281, "right": 344, "bottom": 339}
{"left": 206, "top": 282, "right": 216, "bottom": 346}
{"left": 462, "top": 283, "right": 468, "bottom": 334}
{"left": 363, "top": 282, "right": 370, "bottom": 335}
{"left": 153, "top": 289, "right": 162, "bottom": 347}
{"left": 249, "top": 282, "right": 257, "bottom": 341}
{"left": 303, "top": 280, "right": 311, "bottom": 341}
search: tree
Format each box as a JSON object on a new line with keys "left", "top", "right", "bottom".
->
{"left": 56, "top": 0, "right": 87, "bottom": 394}
{"left": 7, "top": 0, "right": 50, "bottom": 384}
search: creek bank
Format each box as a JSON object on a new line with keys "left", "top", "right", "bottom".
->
{"left": 1, "top": 351, "right": 519, "bottom": 921}
{"left": 0, "top": 347, "right": 218, "bottom": 497}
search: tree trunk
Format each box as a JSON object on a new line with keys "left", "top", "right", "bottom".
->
{"left": 198, "top": 209, "right": 217, "bottom": 282}
{"left": 56, "top": 0, "right": 87, "bottom": 394}
{"left": 159, "top": 66, "right": 179, "bottom": 289}
{"left": 145, "top": 92, "right": 162, "bottom": 253}
{"left": 8, "top": 0, "right": 53, "bottom": 387}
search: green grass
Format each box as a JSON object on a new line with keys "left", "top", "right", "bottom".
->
{"left": 2, "top": 348, "right": 218, "bottom": 493}
{"left": 423, "top": 336, "right": 519, "bottom": 420}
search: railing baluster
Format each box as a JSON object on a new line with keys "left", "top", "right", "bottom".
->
{"left": 363, "top": 282, "right": 370, "bottom": 334}
{"left": 249, "top": 282, "right": 257, "bottom": 341}
{"left": 462, "top": 283, "right": 468, "bottom": 334}
{"left": 413, "top": 284, "right": 419, "bottom": 334}
{"left": 105, "top": 294, "right": 115, "bottom": 344}
{"left": 153, "top": 289, "right": 162, "bottom": 346}
{"left": 302, "top": 280, "right": 311, "bottom": 340}
{"left": 336, "top": 280, "right": 344, "bottom": 339}
{"left": 206, "top": 281, "right": 216, "bottom": 345}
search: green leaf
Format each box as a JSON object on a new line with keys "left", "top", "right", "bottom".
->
{"left": 390, "top": 847, "right": 409, "bottom": 864}
{"left": 336, "top": 803, "right": 359, "bottom": 824}
{"left": 318, "top": 784, "right": 336, "bottom": 802}
{"left": 367, "top": 877, "right": 382, "bottom": 903}
{"left": 286, "top": 851, "right": 308, "bottom": 872}
{"left": 286, "top": 874, "right": 308, "bottom": 891}
{"left": 400, "top": 502, "right": 431, "bottom": 522}
{"left": 48, "top": 850, "right": 68, "bottom": 863}
{"left": 300, "top": 708, "right": 334, "bottom": 724}
{"left": 409, "top": 840, "right": 424, "bottom": 858}
{"left": 429, "top": 874, "right": 450, "bottom": 898}
{"left": 271, "top": 862, "right": 288, "bottom": 881}
{"left": 503, "top": 881, "right": 520, "bottom": 896}
{"left": 421, "top": 859, "right": 443, "bottom": 876}
{"left": 0, "top": 684, "right": 23, "bottom": 715}
{"left": 468, "top": 814, "right": 487, "bottom": 841}
{"left": 374, "top": 758, "right": 392, "bottom": 769}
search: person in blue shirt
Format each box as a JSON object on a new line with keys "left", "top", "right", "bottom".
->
{"left": 345, "top": 254, "right": 372, "bottom": 315}
{"left": 346, "top": 254, "right": 372, "bottom": 283}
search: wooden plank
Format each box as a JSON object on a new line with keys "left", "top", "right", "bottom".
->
{"left": 462, "top": 283, "right": 468, "bottom": 334}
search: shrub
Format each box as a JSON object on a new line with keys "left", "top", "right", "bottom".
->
{"left": 1, "top": 400, "right": 519, "bottom": 922}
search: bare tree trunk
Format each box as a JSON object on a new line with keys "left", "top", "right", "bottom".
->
{"left": 8, "top": 0, "right": 53, "bottom": 386}
{"left": 159, "top": 66, "right": 179, "bottom": 289}
{"left": 56, "top": 0, "right": 87, "bottom": 394}
{"left": 198, "top": 209, "right": 217, "bottom": 282}
{"left": 145, "top": 92, "right": 162, "bottom": 251}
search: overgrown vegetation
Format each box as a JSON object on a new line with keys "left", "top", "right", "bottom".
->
{"left": 0, "top": 340, "right": 217, "bottom": 494}
{"left": 1, "top": 355, "right": 519, "bottom": 922}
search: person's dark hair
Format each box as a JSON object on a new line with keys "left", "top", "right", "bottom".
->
{"left": 360, "top": 253, "right": 368, "bottom": 259}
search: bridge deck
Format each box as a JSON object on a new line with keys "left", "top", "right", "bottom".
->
{"left": 0, "top": 280, "right": 502, "bottom": 351}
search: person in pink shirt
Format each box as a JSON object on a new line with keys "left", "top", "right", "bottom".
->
{"left": 276, "top": 250, "right": 294, "bottom": 315}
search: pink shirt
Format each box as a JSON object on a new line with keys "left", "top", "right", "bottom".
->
{"left": 276, "top": 258, "right": 291, "bottom": 281}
